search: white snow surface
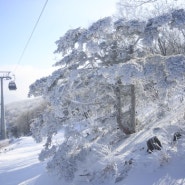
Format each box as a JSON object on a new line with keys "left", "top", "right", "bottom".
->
{"left": 1, "top": 100, "right": 185, "bottom": 185}
{"left": 0, "top": 133, "right": 64, "bottom": 185}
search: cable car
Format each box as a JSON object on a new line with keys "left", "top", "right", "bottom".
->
{"left": 8, "top": 81, "right": 17, "bottom": 90}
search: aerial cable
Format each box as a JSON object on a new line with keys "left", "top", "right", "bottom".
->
{"left": 13, "top": 0, "right": 49, "bottom": 72}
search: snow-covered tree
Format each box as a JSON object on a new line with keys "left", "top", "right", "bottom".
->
{"left": 28, "top": 8, "right": 185, "bottom": 183}
{"left": 116, "top": 0, "right": 185, "bottom": 21}
{"left": 116, "top": 0, "right": 185, "bottom": 56}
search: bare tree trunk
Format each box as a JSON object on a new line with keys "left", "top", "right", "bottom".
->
{"left": 115, "top": 84, "right": 131, "bottom": 134}
{"left": 130, "top": 84, "right": 136, "bottom": 133}
{"left": 115, "top": 81, "right": 136, "bottom": 135}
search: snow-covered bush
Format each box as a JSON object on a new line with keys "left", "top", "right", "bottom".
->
{"left": 46, "top": 137, "right": 90, "bottom": 182}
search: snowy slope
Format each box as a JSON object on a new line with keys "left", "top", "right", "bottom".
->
{"left": 0, "top": 100, "right": 185, "bottom": 185}
{"left": 0, "top": 136, "right": 62, "bottom": 185}
{"left": 117, "top": 101, "right": 185, "bottom": 185}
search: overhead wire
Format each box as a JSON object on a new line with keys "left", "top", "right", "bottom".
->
{"left": 13, "top": 0, "right": 49, "bottom": 73}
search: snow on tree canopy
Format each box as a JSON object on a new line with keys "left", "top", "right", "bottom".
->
{"left": 54, "top": 27, "right": 86, "bottom": 55}
{"left": 87, "top": 17, "right": 113, "bottom": 38}
{"left": 54, "top": 50, "right": 87, "bottom": 68}
{"left": 165, "top": 55, "right": 185, "bottom": 82}
{"left": 114, "top": 19, "right": 145, "bottom": 35}
{"left": 171, "top": 9, "right": 185, "bottom": 29}
{"left": 142, "top": 9, "right": 185, "bottom": 45}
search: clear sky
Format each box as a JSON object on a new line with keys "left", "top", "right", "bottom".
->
{"left": 0, "top": 0, "right": 118, "bottom": 104}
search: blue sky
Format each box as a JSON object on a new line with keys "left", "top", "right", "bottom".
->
{"left": 1, "top": 0, "right": 117, "bottom": 68}
{"left": 0, "top": 0, "right": 118, "bottom": 104}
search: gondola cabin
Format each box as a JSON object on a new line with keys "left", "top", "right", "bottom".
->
{"left": 8, "top": 81, "right": 17, "bottom": 90}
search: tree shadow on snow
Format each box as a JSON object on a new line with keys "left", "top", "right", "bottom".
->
{"left": 0, "top": 163, "right": 43, "bottom": 185}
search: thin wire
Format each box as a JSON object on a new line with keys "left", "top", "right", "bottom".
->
{"left": 13, "top": 0, "right": 49, "bottom": 72}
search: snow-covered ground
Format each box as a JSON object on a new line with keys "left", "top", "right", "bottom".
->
{"left": 0, "top": 136, "right": 62, "bottom": 185}
{"left": 0, "top": 102, "right": 185, "bottom": 185}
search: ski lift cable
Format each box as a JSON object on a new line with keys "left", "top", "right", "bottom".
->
{"left": 13, "top": 0, "right": 49, "bottom": 73}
